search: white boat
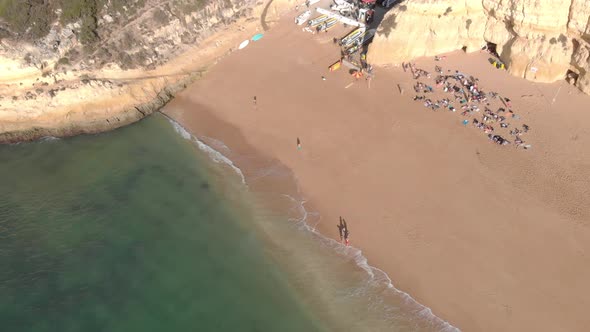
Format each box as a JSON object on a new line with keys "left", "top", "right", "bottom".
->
{"left": 341, "top": 27, "right": 365, "bottom": 47}
{"left": 238, "top": 40, "right": 249, "bottom": 50}
{"left": 295, "top": 10, "right": 312, "bottom": 25}
{"left": 308, "top": 14, "right": 329, "bottom": 27}
{"left": 317, "top": 18, "right": 338, "bottom": 32}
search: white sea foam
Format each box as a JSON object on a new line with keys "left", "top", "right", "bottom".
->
{"left": 169, "top": 120, "right": 192, "bottom": 140}
{"left": 166, "top": 114, "right": 459, "bottom": 331}
{"left": 165, "top": 116, "right": 246, "bottom": 185}
{"left": 283, "top": 193, "right": 461, "bottom": 332}
{"left": 202, "top": 136, "right": 231, "bottom": 153}
{"left": 41, "top": 136, "right": 61, "bottom": 142}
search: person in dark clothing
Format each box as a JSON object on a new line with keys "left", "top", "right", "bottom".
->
{"left": 337, "top": 217, "right": 345, "bottom": 242}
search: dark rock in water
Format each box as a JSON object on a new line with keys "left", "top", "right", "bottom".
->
{"left": 200, "top": 182, "right": 210, "bottom": 190}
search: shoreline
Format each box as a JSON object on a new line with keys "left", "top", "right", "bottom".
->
{"left": 162, "top": 112, "right": 460, "bottom": 331}
{"left": 163, "top": 15, "right": 590, "bottom": 332}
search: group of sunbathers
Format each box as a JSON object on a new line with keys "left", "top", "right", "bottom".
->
{"left": 407, "top": 59, "right": 532, "bottom": 149}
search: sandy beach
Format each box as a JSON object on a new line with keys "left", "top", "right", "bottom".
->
{"left": 163, "top": 14, "right": 590, "bottom": 332}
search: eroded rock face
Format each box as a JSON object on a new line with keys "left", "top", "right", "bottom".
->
{"left": 369, "top": 0, "right": 487, "bottom": 63}
{"left": 0, "top": 0, "right": 299, "bottom": 143}
{"left": 368, "top": 0, "right": 590, "bottom": 94}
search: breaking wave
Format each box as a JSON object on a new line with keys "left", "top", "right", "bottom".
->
{"left": 166, "top": 113, "right": 459, "bottom": 331}
{"left": 41, "top": 136, "right": 61, "bottom": 142}
{"left": 164, "top": 115, "right": 246, "bottom": 185}
{"left": 283, "top": 194, "right": 460, "bottom": 332}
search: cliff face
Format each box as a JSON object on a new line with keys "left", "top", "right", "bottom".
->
{"left": 368, "top": 0, "right": 590, "bottom": 94}
{"left": 0, "top": 0, "right": 296, "bottom": 142}
{"left": 1, "top": 0, "right": 258, "bottom": 73}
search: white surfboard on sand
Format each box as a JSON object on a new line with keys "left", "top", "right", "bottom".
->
{"left": 238, "top": 40, "right": 249, "bottom": 50}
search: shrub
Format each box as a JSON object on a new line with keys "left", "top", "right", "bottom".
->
{"left": 558, "top": 34, "right": 568, "bottom": 48}
{"left": 0, "top": 0, "right": 56, "bottom": 39}
{"left": 152, "top": 8, "right": 169, "bottom": 26}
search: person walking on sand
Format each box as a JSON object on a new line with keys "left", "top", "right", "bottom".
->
{"left": 343, "top": 222, "right": 350, "bottom": 246}
{"left": 337, "top": 217, "right": 345, "bottom": 243}
{"left": 297, "top": 137, "right": 302, "bottom": 150}
{"left": 253, "top": 96, "right": 257, "bottom": 106}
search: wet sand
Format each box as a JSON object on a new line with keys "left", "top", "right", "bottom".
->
{"left": 163, "top": 15, "right": 590, "bottom": 332}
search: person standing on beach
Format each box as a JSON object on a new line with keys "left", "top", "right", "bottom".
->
{"left": 253, "top": 96, "right": 257, "bottom": 106}
{"left": 337, "top": 217, "right": 345, "bottom": 243}
{"left": 343, "top": 219, "right": 350, "bottom": 246}
{"left": 297, "top": 137, "right": 301, "bottom": 150}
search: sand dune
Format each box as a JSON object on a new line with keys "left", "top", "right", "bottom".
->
{"left": 164, "top": 15, "right": 590, "bottom": 332}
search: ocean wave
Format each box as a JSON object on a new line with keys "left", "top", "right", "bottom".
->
{"left": 201, "top": 136, "right": 231, "bottom": 154}
{"left": 283, "top": 194, "right": 461, "bottom": 332}
{"left": 165, "top": 116, "right": 246, "bottom": 185}
{"left": 165, "top": 114, "right": 459, "bottom": 331}
{"left": 41, "top": 136, "right": 61, "bottom": 142}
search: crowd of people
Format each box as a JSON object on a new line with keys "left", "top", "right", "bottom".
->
{"left": 403, "top": 61, "right": 532, "bottom": 149}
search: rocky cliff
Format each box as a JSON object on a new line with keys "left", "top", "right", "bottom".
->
{"left": 368, "top": 0, "right": 590, "bottom": 94}
{"left": 0, "top": 0, "right": 296, "bottom": 142}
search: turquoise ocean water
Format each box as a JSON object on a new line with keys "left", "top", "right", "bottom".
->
{"left": 0, "top": 114, "right": 458, "bottom": 332}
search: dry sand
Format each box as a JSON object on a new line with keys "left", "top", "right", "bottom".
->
{"left": 163, "top": 15, "right": 590, "bottom": 332}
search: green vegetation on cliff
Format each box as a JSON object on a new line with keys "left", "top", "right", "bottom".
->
{"left": 0, "top": 0, "right": 145, "bottom": 42}
{"left": 0, "top": 0, "right": 56, "bottom": 39}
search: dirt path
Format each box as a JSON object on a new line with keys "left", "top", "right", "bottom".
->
{"left": 260, "top": 0, "right": 274, "bottom": 31}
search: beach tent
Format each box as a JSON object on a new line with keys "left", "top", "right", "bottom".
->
{"left": 252, "top": 33, "right": 264, "bottom": 41}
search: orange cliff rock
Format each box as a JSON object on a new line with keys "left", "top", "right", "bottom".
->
{"left": 0, "top": 0, "right": 298, "bottom": 142}
{"left": 368, "top": 0, "right": 590, "bottom": 94}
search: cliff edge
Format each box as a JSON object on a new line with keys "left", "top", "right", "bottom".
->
{"left": 0, "top": 0, "right": 296, "bottom": 143}
{"left": 368, "top": 0, "right": 590, "bottom": 94}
